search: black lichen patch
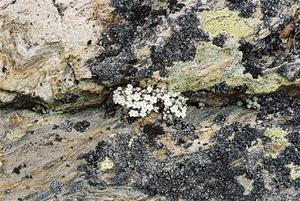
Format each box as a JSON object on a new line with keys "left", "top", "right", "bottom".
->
{"left": 74, "top": 120, "right": 91, "bottom": 133}
{"left": 78, "top": 134, "right": 151, "bottom": 187}
{"left": 238, "top": 16, "right": 296, "bottom": 79}
{"left": 151, "top": 12, "right": 209, "bottom": 70}
{"left": 51, "top": 0, "right": 66, "bottom": 17}
{"left": 239, "top": 40, "right": 264, "bottom": 79}
{"left": 89, "top": 1, "right": 208, "bottom": 84}
{"left": 212, "top": 33, "right": 227, "bottom": 48}
{"left": 54, "top": 134, "right": 63, "bottom": 142}
{"left": 213, "top": 113, "right": 228, "bottom": 125}
{"left": 212, "top": 82, "right": 231, "bottom": 95}
{"left": 89, "top": 1, "right": 156, "bottom": 86}
{"left": 57, "top": 93, "right": 79, "bottom": 104}
{"left": 143, "top": 124, "right": 165, "bottom": 146}
{"left": 263, "top": 129, "right": 300, "bottom": 191}
{"left": 170, "top": 120, "right": 197, "bottom": 147}
{"left": 12, "top": 164, "right": 26, "bottom": 175}
{"left": 78, "top": 123, "right": 286, "bottom": 200}
{"left": 89, "top": 46, "right": 136, "bottom": 86}
{"left": 287, "top": 131, "right": 300, "bottom": 145}
{"left": 111, "top": 0, "right": 152, "bottom": 24}
{"left": 255, "top": 91, "right": 300, "bottom": 119}
{"left": 168, "top": 0, "right": 185, "bottom": 13}
{"left": 260, "top": 0, "right": 280, "bottom": 19}
{"left": 227, "top": 0, "right": 257, "bottom": 18}
{"left": 137, "top": 123, "right": 268, "bottom": 200}
{"left": 52, "top": 120, "right": 73, "bottom": 132}
{"left": 49, "top": 181, "right": 62, "bottom": 194}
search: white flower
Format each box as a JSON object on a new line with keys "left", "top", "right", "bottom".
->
{"left": 129, "top": 109, "right": 139, "bottom": 117}
{"left": 127, "top": 84, "right": 133, "bottom": 90}
{"left": 112, "top": 84, "right": 187, "bottom": 120}
{"left": 144, "top": 94, "right": 152, "bottom": 101}
{"left": 132, "top": 93, "right": 141, "bottom": 101}
{"left": 147, "top": 86, "right": 153, "bottom": 93}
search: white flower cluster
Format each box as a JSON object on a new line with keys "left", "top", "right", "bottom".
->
{"left": 246, "top": 96, "right": 261, "bottom": 109}
{"left": 113, "top": 84, "right": 187, "bottom": 119}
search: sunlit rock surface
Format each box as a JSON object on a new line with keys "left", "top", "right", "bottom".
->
{"left": 1, "top": 0, "right": 300, "bottom": 200}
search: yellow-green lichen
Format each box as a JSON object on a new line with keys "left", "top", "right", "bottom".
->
{"left": 200, "top": 8, "right": 260, "bottom": 38}
{"left": 98, "top": 157, "right": 114, "bottom": 171}
{"left": 226, "top": 73, "right": 290, "bottom": 95}
{"left": 286, "top": 163, "right": 300, "bottom": 180}
{"left": 194, "top": 43, "right": 237, "bottom": 65}
{"left": 168, "top": 68, "right": 292, "bottom": 94}
{"left": 166, "top": 40, "right": 295, "bottom": 95}
{"left": 167, "top": 41, "right": 241, "bottom": 92}
{"left": 264, "top": 127, "right": 290, "bottom": 158}
{"left": 167, "top": 73, "right": 201, "bottom": 92}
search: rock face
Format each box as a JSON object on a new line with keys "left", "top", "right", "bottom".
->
{"left": 0, "top": 0, "right": 110, "bottom": 110}
{"left": 1, "top": 0, "right": 300, "bottom": 200}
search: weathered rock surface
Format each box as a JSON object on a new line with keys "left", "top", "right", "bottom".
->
{"left": 0, "top": 0, "right": 111, "bottom": 110}
{"left": 1, "top": 0, "right": 300, "bottom": 200}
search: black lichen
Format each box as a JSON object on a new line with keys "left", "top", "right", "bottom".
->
{"left": 255, "top": 91, "right": 300, "bottom": 119}
{"left": 49, "top": 181, "right": 62, "bottom": 194}
{"left": 89, "top": 2, "right": 208, "bottom": 84}
{"left": 212, "top": 82, "right": 231, "bottom": 94}
{"left": 212, "top": 34, "right": 227, "bottom": 48}
{"left": 239, "top": 40, "right": 263, "bottom": 79}
{"left": 213, "top": 113, "right": 228, "bottom": 125}
{"left": 74, "top": 120, "right": 91, "bottom": 133}
{"left": 143, "top": 124, "right": 165, "bottom": 145}
{"left": 78, "top": 123, "right": 272, "bottom": 200}
{"left": 12, "top": 164, "right": 26, "bottom": 175}
{"left": 57, "top": 93, "right": 79, "bottom": 104}
{"left": 111, "top": 0, "right": 152, "bottom": 24}
{"left": 53, "top": 120, "right": 73, "bottom": 132}
{"left": 89, "top": 46, "right": 136, "bottom": 86}
{"left": 168, "top": 0, "right": 185, "bottom": 13}
{"left": 227, "top": 0, "right": 256, "bottom": 18}
{"left": 261, "top": 0, "right": 280, "bottom": 19}
{"left": 151, "top": 13, "right": 208, "bottom": 70}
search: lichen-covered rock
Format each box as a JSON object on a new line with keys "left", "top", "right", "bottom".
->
{"left": 1, "top": 0, "right": 300, "bottom": 200}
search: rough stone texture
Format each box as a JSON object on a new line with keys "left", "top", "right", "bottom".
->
{"left": 0, "top": 0, "right": 110, "bottom": 110}
{"left": 1, "top": 0, "right": 300, "bottom": 200}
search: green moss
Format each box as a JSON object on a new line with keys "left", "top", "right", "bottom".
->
{"left": 200, "top": 8, "right": 260, "bottom": 38}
